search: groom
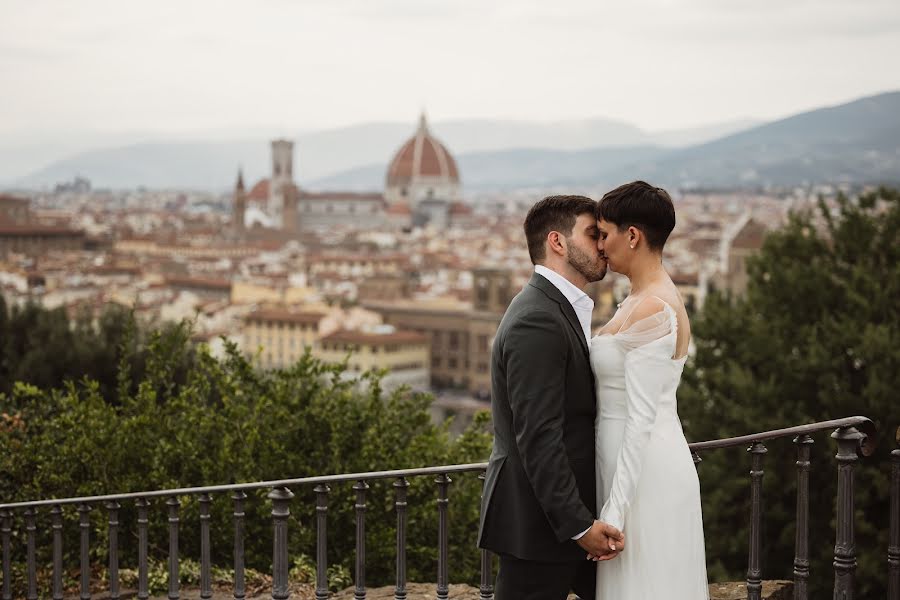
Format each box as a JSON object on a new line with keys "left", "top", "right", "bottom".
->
{"left": 478, "top": 195, "right": 624, "bottom": 600}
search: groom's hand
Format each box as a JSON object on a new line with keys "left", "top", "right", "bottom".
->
{"left": 576, "top": 520, "right": 625, "bottom": 560}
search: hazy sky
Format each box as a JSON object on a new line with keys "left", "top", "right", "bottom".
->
{"left": 2, "top": 0, "right": 899, "bottom": 137}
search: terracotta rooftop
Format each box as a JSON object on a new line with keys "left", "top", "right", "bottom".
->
{"left": 166, "top": 276, "right": 232, "bottom": 290}
{"left": 244, "top": 309, "right": 325, "bottom": 325}
{"left": 299, "top": 191, "right": 385, "bottom": 202}
{"left": 386, "top": 114, "right": 459, "bottom": 186}
{"left": 320, "top": 329, "right": 428, "bottom": 346}
{"left": 0, "top": 225, "right": 84, "bottom": 236}
{"left": 731, "top": 219, "right": 768, "bottom": 250}
{"left": 247, "top": 179, "right": 270, "bottom": 201}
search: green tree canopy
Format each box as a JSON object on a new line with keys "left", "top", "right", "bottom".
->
{"left": 679, "top": 187, "right": 900, "bottom": 598}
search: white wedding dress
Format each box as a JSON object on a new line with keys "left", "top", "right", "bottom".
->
{"left": 590, "top": 299, "right": 709, "bottom": 599}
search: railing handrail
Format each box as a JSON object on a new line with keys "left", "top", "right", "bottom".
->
{"left": 0, "top": 416, "right": 876, "bottom": 511}
{"left": 688, "top": 415, "right": 875, "bottom": 454}
{"left": 0, "top": 462, "right": 490, "bottom": 510}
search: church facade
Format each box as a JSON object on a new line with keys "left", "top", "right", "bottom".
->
{"left": 231, "top": 114, "right": 470, "bottom": 234}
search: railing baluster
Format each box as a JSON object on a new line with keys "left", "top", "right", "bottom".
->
{"left": 747, "top": 442, "right": 767, "bottom": 600}
{"left": 0, "top": 509, "right": 10, "bottom": 600}
{"left": 793, "top": 434, "right": 813, "bottom": 600}
{"left": 478, "top": 473, "right": 493, "bottom": 600}
{"left": 269, "top": 487, "right": 294, "bottom": 600}
{"left": 889, "top": 439, "right": 900, "bottom": 600}
{"left": 436, "top": 473, "right": 451, "bottom": 600}
{"left": 393, "top": 478, "right": 408, "bottom": 600}
{"left": 24, "top": 507, "right": 37, "bottom": 600}
{"left": 315, "top": 484, "right": 330, "bottom": 600}
{"left": 353, "top": 480, "right": 369, "bottom": 600}
{"left": 51, "top": 505, "right": 63, "bottom": 600}
{"left": 232, "top": 491, "right": 247, "bottom": 600}
{"left": 167, "top": 496, "right": 181, "bottom": 600}
{"left": 78, "top": 503, "right": 91, "bottom": 600}
{"left": 199, "top": 493, "right": 212, "bottom": 600}
{"left": 833, "top": 426, "right": 864, "bottom": 599}
{"left": 107, "top": 501, "right": 121, "bottom": 600}
{"left": 136, "top": 498, "right": 149, "bottom": 600}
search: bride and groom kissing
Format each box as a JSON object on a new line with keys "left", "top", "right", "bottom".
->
{"left": 478, "top": 181, "right": 709, "bottom": 599}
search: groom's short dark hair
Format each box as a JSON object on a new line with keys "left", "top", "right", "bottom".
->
{"left": 524, "top": 195, "right": 597, "bottom": 264}
{"left": 597, "top": 181, "right": 675, "bottom": 251}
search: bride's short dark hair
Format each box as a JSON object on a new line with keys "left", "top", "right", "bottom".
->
{"left": 597, "top": 181, "right": 675, "bottom": 251}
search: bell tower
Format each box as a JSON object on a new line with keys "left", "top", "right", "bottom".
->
{"left": 232, "top": 168, "right": 246, "bottom": 234}
{"left": 269, "top": 139, "right": 294, "bottom": 227}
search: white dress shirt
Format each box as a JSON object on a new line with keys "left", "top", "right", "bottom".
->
{"left": 534, "top": 265, "right": 594, "bottom": 345}
{"left": 533, "top": 265, "right": 594, "bottom": 540}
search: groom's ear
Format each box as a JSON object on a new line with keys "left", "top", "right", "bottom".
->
{"left": 547, "top": 230, "right": 566, "bottom": 257}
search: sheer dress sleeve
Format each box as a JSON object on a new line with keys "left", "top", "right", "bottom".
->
{"left": 598, "top": 302, "right": 677, "bottom": 531}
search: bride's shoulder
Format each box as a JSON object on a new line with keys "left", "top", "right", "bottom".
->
{"left": 620, "top": 295, "right": 672, "bottom": 329}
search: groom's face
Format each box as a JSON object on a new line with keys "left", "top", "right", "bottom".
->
{"left": 565, "top": 213, "right": 608, "bottom": 282}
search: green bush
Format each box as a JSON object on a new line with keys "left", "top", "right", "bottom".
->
{"left": 0, "top": 315, "right": 492, "bottom": 597}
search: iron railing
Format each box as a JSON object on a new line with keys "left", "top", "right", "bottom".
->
{"left": 0, "top": 416, "right": 895, "bottom": 600}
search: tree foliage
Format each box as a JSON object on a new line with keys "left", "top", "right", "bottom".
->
{"left": 679, "top": 187, "right": 900, "bottom": 598}
{"left": 0, "top": 309, "right": 491, "bottom": 596}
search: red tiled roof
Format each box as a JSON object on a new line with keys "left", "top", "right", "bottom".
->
{"left": 245, "top": 310, "right": 325, "bottom": 325}
{"left": 247, "top": 179, "right": 270, "bottom": 201}
{"left": 732, "top": 219, "right": 768, "bottom": 250}
{"left": 0, "top": 225, "right": 84, "bottom": 236}
{"left": 166, "top": 276, "right": 232, "bottom": 290}
{"left": 320, "top": 329, "right": 427, "bottom": 345}
{"left": 299, "top": 191, "right": 385, "bottom": 202}
{"left": 386, "top": 115, "right": 459, "bottom": 186}
{"left": 0, "top": 194, "right": 29, "bottom": 206}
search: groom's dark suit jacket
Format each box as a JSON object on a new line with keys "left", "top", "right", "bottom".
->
{"left": 478, "top": 272, "right": 597, "bottom": 563}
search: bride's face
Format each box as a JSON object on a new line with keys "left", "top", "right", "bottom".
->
{"left": 597, "top": 218, "right": 630, "bottom": 273}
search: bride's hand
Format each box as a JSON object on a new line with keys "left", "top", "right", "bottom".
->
{"left": 577, "top": 520, "right": 625, "bottom": 560}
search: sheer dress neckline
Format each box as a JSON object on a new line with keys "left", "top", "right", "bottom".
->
{"left": 591, "top": 300, "right": 688, "bottom": 362}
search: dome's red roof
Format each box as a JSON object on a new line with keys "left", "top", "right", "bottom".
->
{"left": 386, "top": 114, "right": 459, "bottom": 186}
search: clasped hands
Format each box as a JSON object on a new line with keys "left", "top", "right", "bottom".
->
{"left": 576, "top": 520, "right": 625, "bottom": 561}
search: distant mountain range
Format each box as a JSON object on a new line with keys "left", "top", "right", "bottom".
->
{"left": 8, "top": 91, "right": 900, "bottom": 191}
{"left": 10, "top": 117, "right": 756, "bottom": 191}
{"left": 311, "top": 91, "right": 900, "bottom": 191}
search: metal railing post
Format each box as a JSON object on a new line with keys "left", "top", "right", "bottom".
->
{"left": 793, "top": 434, "right": 813, "bottom": 600}
{"left": 269, "top": 487, "right": 293, "bottom": 600}
{"left": 832, "top": 426, "right": 865, "bottom": 600}
{"left": 315, "top": 485, "right": 330, "bottom": 600}
{"left": 50, "top": 505, "right": 63, "bottom": 600}
{"left": 887, "top": 433, "right": 899, "bottom": 600}
{"left": 106, "top": 500, "right": 121, "bottom": 600}
{"left": 78, "top": 503, "right": 91, "bottom": 600}
{"left": 24, "top": 507, "right": 37, "bottom": 600}
{"left": 353, "top": 480, "right": 369, "bottom": 600}
{"left": 393, "top": 478, "right": 408, "bottom": 600}
{"left": 747, "top": 442, "right": 767, "bottom": 600}
{"left": 232, "top": 491, "right": 247, "bottom": 600}
{"left": 199, "top": 493, "right": 212, "bottom": 600}
{"left": 167, "top": 496, "right": 181, "bottom": 600}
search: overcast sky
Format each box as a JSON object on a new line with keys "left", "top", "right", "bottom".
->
{"left": 2, "top": 0, "right": 899, "bottom": 138}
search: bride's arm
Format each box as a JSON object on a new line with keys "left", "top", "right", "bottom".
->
{"left": 599, "top": 298, "right": 674, "bottom": 531}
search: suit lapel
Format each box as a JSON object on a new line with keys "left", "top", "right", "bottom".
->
{"left": 529, "top": 273, "right": 590, "bottom": 358}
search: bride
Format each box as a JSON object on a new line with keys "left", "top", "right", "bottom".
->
{"left": 589, "top": 181, "right": 709, "bottom": 599}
